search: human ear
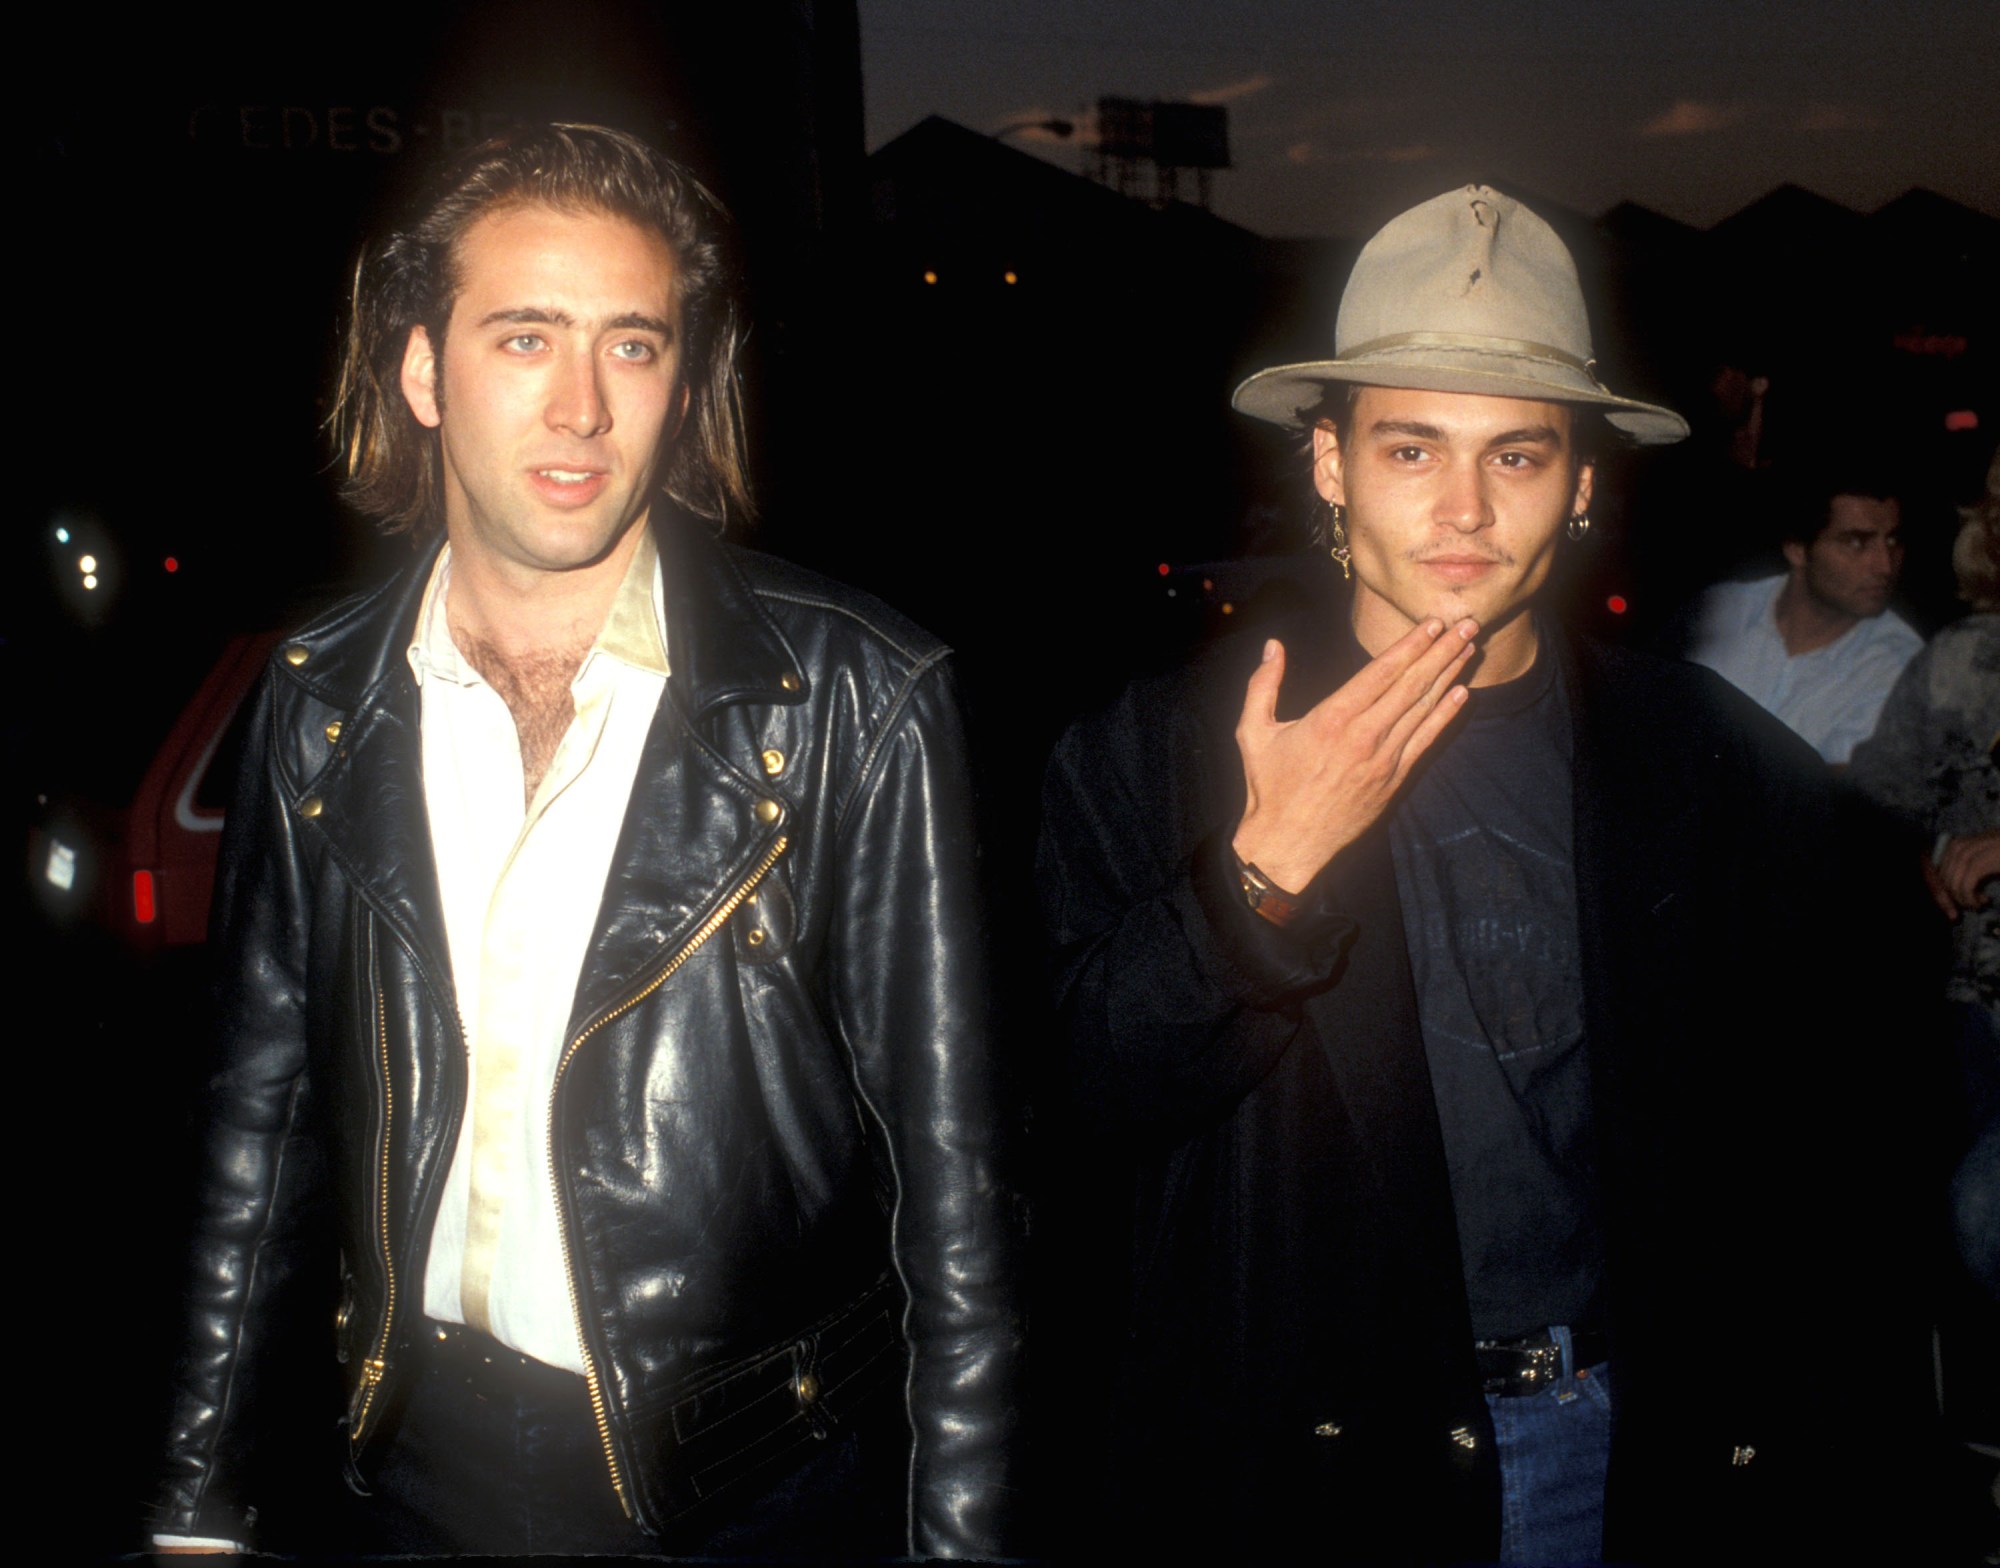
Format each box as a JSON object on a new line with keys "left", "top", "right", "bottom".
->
{"left": 1571, "top": 460, "right": 1595, "bottom": 518}
{"left": 1311, "top": 422, "right": 1347, "bottom": 507}
{"left": 1782, "top": 540, "right": 1807, "bottom": 572}
{"left": 400, "top": 326, "right": 442, "bottom": 429}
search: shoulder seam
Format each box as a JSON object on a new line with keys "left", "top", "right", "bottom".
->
{"left": 832, "top": 650, "right": 951, "bottom": 837}
{"left": 752, "top": 586, "right": 936, "bottom": 667}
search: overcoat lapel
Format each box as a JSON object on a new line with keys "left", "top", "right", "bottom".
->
{"left": 1567, "top": 638, "right": 1700, "bottom": 1145}
{"left": 1272, "top": 603, "right": 1459, "bottom": 1230}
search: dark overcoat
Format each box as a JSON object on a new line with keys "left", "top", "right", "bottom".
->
{"left": 1037, "top": 585, "right": 1938, "bottom": 1563}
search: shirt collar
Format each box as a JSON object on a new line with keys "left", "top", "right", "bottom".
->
{"left": 406, "top": 529, "right": 671, "bottom": 689}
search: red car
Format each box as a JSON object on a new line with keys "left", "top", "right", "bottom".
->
{"left": 29, "top": 631, "right": 277, "bottom": 951}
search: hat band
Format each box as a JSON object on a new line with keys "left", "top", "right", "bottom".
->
{"left": 1336, "top": 331, "right": 1603, "bottom": 388}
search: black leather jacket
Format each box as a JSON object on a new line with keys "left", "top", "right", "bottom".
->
{"left": 157, "top": 525, "right": 1017, "bottom": 1556}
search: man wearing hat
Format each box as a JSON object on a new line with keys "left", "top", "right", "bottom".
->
{"left": 1038, "top": 187, "right": 1932, "bottom": 1562}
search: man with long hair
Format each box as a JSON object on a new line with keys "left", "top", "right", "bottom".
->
{"left": 154, "top": 123, "right": 1015, "bottom": 1558}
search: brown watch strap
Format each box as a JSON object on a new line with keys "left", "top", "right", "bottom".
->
{"left": 1234, "top": 853, "right": 1305, "bottom": 928}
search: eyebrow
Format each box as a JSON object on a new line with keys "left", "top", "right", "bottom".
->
{"left": 475, "top": 306, "right": 676, "bottom": 339}
{"left": 1367, "top": 419, "right": 1566, "bottom": 448}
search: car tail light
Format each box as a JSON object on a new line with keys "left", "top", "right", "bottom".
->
{"left": 133, "top": 870, "right": 158, "bottom": 924}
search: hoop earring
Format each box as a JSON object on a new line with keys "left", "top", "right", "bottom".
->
{"left": 1566, "top": 510, "right": 1591, "bottom": 542}
{"left": 1320, "top": 501, "right": 1352, "bottom": 581}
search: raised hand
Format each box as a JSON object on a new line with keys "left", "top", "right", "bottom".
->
{"left": 1231, "top": 618, "right": 1477, "bottom": 894}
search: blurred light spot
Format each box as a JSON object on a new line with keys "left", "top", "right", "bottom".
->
{"left": 1221, "top": 603, "right": 1235, "bottom": 615}
{"left": 78, "top": 554, "right": 98, "bottom": 573}
{"left": 164, "top": 556, "right": 180, "bottom": 573}
{"left": 1202, "top": 578, "right": 1214, "bottom": 591}
{"left": 82, "top": 573, "right": 99, "bottom": 590}
{"left": 922, "top": 269, "right": 938, "bottom": 285}
{"left": 1945, "top": 409, "right": 1978, "bottom": 432}
{"left": 1003, "top": 270, "right": 1018, "bottom": 285}
{"left": 1166, "top": 588, "right": 1177, "bottom": 598}
{"left": 1607, "top": 595, "right": 1628, "bottom": 615}
{"left": 132, "top": 869, "right": 157, "bottom": 924}
{"left": 45, "top": 841, "right": 76, "bottom": 891}
{"left": 54, "top": 526, "right": 70, "bottom": 544}
{"left": 1157, "top": 562, "right": 1171, "bottom": 576}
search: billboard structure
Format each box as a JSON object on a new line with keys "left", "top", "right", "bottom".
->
{"left": 1092, "top": 97, "right": 1230, "bottom": 209}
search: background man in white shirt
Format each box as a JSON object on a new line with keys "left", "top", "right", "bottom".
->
{"left": 155, "top": 123, "right": 1016, "bottom": 1559}
{"left": 1687, "top": 472, "right": 1922, "bottom": 764}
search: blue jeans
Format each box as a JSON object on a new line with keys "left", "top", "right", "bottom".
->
{"left": 1484, "top": 1325, "right": 1613, "bottom": 1566}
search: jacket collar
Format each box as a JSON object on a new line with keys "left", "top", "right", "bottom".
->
{"left": 655, "top": 516, "right": 807, "bottom": 722}
{"left": 287, "top": 519, "right": 799, "bottom": 1041}
{"left": 296, "top": 518, "right": 803, "bottom": 721}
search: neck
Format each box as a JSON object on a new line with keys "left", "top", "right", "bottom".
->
{"left": 441, "top": 522, "right": 645, "bottom": 664}
{"left": 1772, "top": 573, "right": 1856, "bottom": 656}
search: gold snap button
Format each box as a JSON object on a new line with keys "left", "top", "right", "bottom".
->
{"left": 746, "top": 929, "right": 766, "bottom": 947}
{"left": 779, "top": 673, "right": 801, "bottom": 692}
{"left": 761, "top": 748, "right": 785, "bottom": 777}
{"left": 795, "top": 1372, "right": 820, "bottom": 1404}
{"left": 754, "top": 799, "right": 781, "bottom": 824}
{"left": 298, "top": 796, "right": 324, "bottom": 819}
{"left": 324, "top": 720, "right": 343, "bottom": 743}
{"left": 284, "top": 643, "right": 310, "bottom": 666}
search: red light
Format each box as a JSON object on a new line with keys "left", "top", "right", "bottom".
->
{"left": 132, "top": 869, "right": 158, "bottom": 924}
{"left": 1606, "top": 595, "right": 1628, "bottom": 615}
{"left": 1157, "top": 562, "right": 1171, "bottom": 576}
{"left": 1945, "top": 410, "right": 1979, "bottom": 432}
{"left": 163, "top": 556, "right": 179, "bottom": 573}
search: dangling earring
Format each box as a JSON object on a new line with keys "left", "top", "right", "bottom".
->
{"left": 1566, "top": 510, "right": 1591, "bottom": 542}
{"left": 1323, "top": 501, "right": 1352, "bottom": 580}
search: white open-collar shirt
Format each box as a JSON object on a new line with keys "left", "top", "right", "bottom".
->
{"left": 407, "top": 529, "right": 670, "bottom": 1376}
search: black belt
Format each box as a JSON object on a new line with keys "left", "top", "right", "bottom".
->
{"left": 1475, "top": 1327, "right": 1609, "bottom": 1398}
{"left": 414, "top": 1276, "right": 905, "bottom": 1530}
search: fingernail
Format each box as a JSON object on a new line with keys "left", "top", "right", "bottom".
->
{"left": 1262, "top": 639, "right": 1278, "bottom": 662}
{"left": 1425, "top": 619, "right": 1444, "bottom": 637}
{"left": 1456, "top": 619, "right": 1478, "bottom": 639}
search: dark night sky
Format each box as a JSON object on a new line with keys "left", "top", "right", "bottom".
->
{"left": 862, "top": 0, "right": 2000, "bottom": 235}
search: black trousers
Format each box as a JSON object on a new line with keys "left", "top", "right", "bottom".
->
{"left": 342, "top": 1328, "right": 906, "bottom": 1558}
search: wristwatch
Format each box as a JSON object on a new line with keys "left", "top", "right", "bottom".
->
{"left": 1234, "top": 853, "right": 1304, "bottom": 928}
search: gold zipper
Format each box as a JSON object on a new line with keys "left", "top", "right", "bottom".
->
{"left": 350, "top": 961, "right": 398, "bottom": 1446}
{"left": 548, "top": 835, "right": 790, "bottom": 1518}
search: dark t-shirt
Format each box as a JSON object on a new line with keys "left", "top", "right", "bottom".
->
{"left": 1389, "top": 637, "right": 1604, "bottom": 1342}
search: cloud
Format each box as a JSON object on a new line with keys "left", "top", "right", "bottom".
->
{"left": 1289, "top": 139, "right": 1441, "bottom": 167}
{"left": 997, "top": 106, "right": 1093, "bottom": 145}
{"left": 1188, "top": 73, "right": 1274, "bottom": 106}
{"left": 1639, "top": 100, "right": 1748, "bottom": 137}
{"left": 1795, "top": 103, "right": 1882, "bottom": 132}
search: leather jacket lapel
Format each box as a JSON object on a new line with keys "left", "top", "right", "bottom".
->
{"left": 566, "top": 687, "right": 787, "bottom": 1038}
{"left": 290, "top": 550, "right": 460, "bottom": 1025}
{"left": 564, "top": 522, "right": 800, "bottom": 1036}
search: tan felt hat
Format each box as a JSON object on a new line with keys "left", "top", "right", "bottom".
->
{"left": 1232, "top": 185, "right": 1689, "bottom": 445}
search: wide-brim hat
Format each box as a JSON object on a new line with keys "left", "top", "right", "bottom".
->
{"left": 1232, "top": 185, "right": 1688, "bottom": 445}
